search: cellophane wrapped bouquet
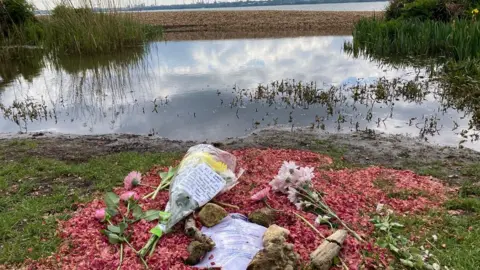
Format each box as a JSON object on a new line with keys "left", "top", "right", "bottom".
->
{"left": 139, "top": 144, "right": 238, "bottom": 257}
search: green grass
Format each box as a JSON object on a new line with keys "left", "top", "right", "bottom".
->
{"left": 0, "top": 146, "right": 179, "bottom": 264}
{"left": 396, "top": 206, "right": 480, "bottom": 269}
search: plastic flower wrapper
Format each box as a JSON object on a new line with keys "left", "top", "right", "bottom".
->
{"left": 139, "top": 144, "right": 238, "bottom": 257}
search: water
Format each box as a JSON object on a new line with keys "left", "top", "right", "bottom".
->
{"left": 146, "top": 2, "right": 389, "bottom": 12}
{"left": 0, "top": 36, "right": 478, "bottom": 150}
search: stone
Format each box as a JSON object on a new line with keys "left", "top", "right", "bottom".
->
{"left": 248, "top": 207, "right": 276, "bottom": 227}
{"left": 262, "top": 224, "right": 290, "bottom": 246}
{"left": 247, "top": 224, "right": 299, "bottom": 270}
{"left": 198, "top": 203, "right": 228, "bottom": 227}
{"left": 185, "top": 241, "right": 213, "bottom": 265}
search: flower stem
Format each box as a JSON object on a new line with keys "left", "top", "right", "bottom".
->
{"left": 117, "top": 243, "right": 124, "bottom": 270}
{"left": 140, "top": 184, "right": 156, "bottom": 189}
{"left": 293, "top": 212, "right": 326, "bottom": 239}
{"left": 139, "top": 255, "right": 150, "bottom": 270}
{"left": 212, "top": 199, "right": 240, "bottom": 209}
{"left": 148, "top": 237, "right": 159, "bottom": 257}
{"left": 126, "top": 201, "right": 131, "bottom": 217}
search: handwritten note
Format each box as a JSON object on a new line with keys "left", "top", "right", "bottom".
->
{"left": 176, "top": 163, "right": 226, "bottom": 206}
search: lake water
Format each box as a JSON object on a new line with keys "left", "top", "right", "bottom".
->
{"left": 0, "top": 36, "right": 478, "bottom": 150}
{"left": 148, "top": 2, "right": 389, "bottom": 12}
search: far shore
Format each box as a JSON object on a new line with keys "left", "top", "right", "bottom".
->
{"left": 129, "top": 10, "right": 382, "bottom": 40}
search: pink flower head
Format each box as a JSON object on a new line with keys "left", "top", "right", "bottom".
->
{"left": 124, "top": 171, "right": 142, "bottom": 190}
{"left": 250, "top": 186, "right": 271, "bottom": 201}
{"left": 94, "top": 208, "right": 106, "bottom": 221}
{"left": 120, "top": 191, "right": 139, "bottom": 201}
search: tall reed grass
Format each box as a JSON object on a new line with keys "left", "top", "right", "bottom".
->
{"left": 346, "top": 18, "right": 480, "bottom": 62}
{"left": 1, "top": 0, "right": 162, "bottom": 55}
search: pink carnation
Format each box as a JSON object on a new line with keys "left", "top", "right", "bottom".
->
{"left": 120, "top": 191, "right": 139, "bottom": 201}
{"left": 124, "top": 171, "right": 142, "bottom": 190}
{"left": 94, "top": 208, "right": 106, "bottom": 221}
{"left": 250, "top": 187, "right": 271, "bottom": 201}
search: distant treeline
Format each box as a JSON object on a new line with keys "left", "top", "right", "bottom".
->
{"left": 124, "top": 0, "right": 385, "bottom": 12}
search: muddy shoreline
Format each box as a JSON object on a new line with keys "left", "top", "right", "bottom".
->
{"left": 2, "top": 129, "right": 478, "bottom": 185}
{"left": 130, "top": 10, "right": 381, "bottom": 40}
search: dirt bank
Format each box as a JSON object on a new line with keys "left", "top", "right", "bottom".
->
{"left": 131, "top": 11, "right": 381, "bottom": 40}
{"left": 1, "top": 129, "right": 478, "bottom": 185}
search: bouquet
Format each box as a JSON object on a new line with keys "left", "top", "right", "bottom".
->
{"left": 139, "top": 144, "right": 238, "bottom": 257}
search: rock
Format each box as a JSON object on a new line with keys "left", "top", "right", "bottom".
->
{"left": 309, "top": 230, "right": 348, "bottom": 270}
{"left": 198, "top": 203, "right": 228, "bottom": 227}
{"left": 247, "top": 225, "right": 299, "bottom": 270}
{"left": 248, "top": 207, "right": 276, "bottom": 227}
{"left": 185, "top": 241, "right": 213, "bottom": 265}
{"left": 262, "top": 224, "right": 290, "bottom": 246}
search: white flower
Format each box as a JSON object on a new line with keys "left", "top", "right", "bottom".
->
{"left": 293, "top": 166, "right": 315, "bottom": 186}
{"left": 376, "top": 203, "right": 385, "bottom": 213}
{"left": 287, "top": 187, "right": 297, "bottom": 203}
{"left": 295, "top": 202, "right": 303, "bottom": 210}
{"left": 269, "top": 172, "right": 291, "bottom": 193}
{"left": 279, "top": 161, "right": 298, "bottom": 176}
{"left": 432, "top": 234, "right": 438, "bottom": 242}
{"left": 315, "top": 215, "right": 331, "bottom": 226}
{"left": 432, "top": 263, "right": 440, "bottom": 270}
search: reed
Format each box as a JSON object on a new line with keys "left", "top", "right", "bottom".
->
{"left": 0, "top": 0, "right": 162, "bottom": 55}
{"left": 346, "top": 18, "right": 480, "bottom": 62}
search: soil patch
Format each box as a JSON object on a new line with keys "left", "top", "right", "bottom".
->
{"left": 1, "top": 129, "right": 479, "bottom": 185}
{"left": 130, "top": 10, "right": 381, "bottom": 39}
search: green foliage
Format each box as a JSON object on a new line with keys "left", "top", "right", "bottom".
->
{"left": 0, "top": 0, "right": 40, "bottom": 45}
{"left": 384, "top": 0, "right": 476, "bottom": 22}
{"left": 445, "top": 198, "right": 480, "bottom": 212}
{"left": 371, "top": 213, "right": 442, "bottom": 269}
{"left": 348, "top": 18, "right": 480, "bottom": 62}
{"left": 0, "top": 0, "right": 36, "bottom": 35}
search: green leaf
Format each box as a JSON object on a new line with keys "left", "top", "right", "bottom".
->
{"left": 107, "top": 233, "right": 123, "bottom": 244}
{"left": 132, "top": 205, "right": 144, "bottom": 220}
{"left": 119, "top": 222, "right": 128, "bottom": 234}
{"left": 388, "top": 243, "right": 400, "bottom": 253}
{"left": 143, "top": 210, "right": 161, "bottom": 222}
{"left": 400, "top": 259, "right": 415, "bottom": 268}
{"left": 105, "top": 192, "right": 120, "bottom": 209}
{"left": 159, "top": 172, "right": 168, "bottom": 180}
{"left": 108, "top": 225, "right": 121, "bottom": 234}
{"left": 150, "top": 226, "right": 163, "bottom": 237}
{"left": 106, "top": 207, "right": 118, "bottom": 218}
{"left": 332, "top": 256, "right": 340, "bottom": 266}
{"left": 159, "top": 211, "right": 171, "bottom": 222}
{"left": 391, "top": 222, "right": 404, "bottom": 228}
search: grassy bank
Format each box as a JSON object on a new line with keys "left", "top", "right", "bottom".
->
{"left": 0, "top": 140, "right": 179, "bottom": 263}
{"left": 0, "top": 135, "right": 479, "bottom": 268}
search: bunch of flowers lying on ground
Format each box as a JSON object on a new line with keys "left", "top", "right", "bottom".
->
{"left": 267, "top": 161, "right": 362, "bottom": 240}
{"left": 94, "top": 172, "right": 171, "bottom": 269}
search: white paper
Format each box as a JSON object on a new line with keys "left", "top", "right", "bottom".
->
{"left": 195, "top": 214, "right": 267, "bottom": 270}
{"left": 175, "top": 163, "right": 226, "bottom": 206}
